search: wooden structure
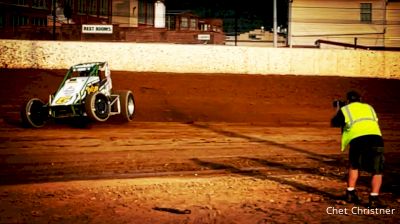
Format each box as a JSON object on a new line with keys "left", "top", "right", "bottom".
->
{"left": 289, "top": 0, "right": 400, "bottom": 49}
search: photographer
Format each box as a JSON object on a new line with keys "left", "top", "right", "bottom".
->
{"left": 331, "top": 90, "right": 385, "bottom": 208}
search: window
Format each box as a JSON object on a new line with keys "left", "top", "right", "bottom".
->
{"left": 89, "top": 0, "right": 97, "bottom": 15}
{"left": 190, "top": 18, "right": 196, "bottom": 30}
{"left": 360, "top": 3, "right": 372, "bottom": 23}
{"left": 99, "top": 0, "right": 109, "bottom": 16}
{"left": 180, "top": 17, "right": 188, "bottom": 29}
{"left": 139, "top": 0, "right": 154, "bottom": 25}
{"left": 146, "top": 1, "right": 154, "bottom": 25}
{"left": 12, "top": 15, "right": 28, "bottom": 26}
{"left": 32, "top": 17, "right": 47, "bottom": 26}
{"left": 138, "top": 0, "right": 145, "bottom": 23}
{"left": 167, "top": 15, "right": 176, "bottom": 30}
{"left": 78, "top": 0, "right": 85, "bottom": 14}
{"left": 20, "top": 16, "right": 28, "bottom": 26}
{"left": 32, "top": 0, "right": 46, "bottom": 8}
{"left": 16, "top": 0, "right": 27, "bottom": 5}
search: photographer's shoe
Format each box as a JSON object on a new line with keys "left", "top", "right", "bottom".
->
{"left": 345, "top": 190, "right": 361, "bottom": 204}
{"left": 368, "top": 195, "right": 387, "bottom": 208}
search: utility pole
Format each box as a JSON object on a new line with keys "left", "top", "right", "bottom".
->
{"left": 234, "top": 4, "right": 238, "bottom": 46}
{"left": 288, "top": 0, "right": 293, "bottom": 48}
{"left": 52, "top": 0, "right": 56, "bottom": 40}
{"left": 234, "top": 10, "right": 238, "bottom": 46}
{"left": 273, "top": 0, "right": 278, "bottom": 47}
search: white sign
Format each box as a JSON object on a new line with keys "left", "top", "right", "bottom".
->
{"left": 82, "top": 25, "right": 113, "bottom": 34}
{"left": 198, "top": 34, "right": 211, "bottom": 41}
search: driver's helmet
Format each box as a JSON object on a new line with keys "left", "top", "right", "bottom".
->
{"left": 79, "top": 71, "right": 89, "bottom": 77}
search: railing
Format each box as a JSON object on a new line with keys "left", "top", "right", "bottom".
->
{"left": 315, "top": 39, "right": 400, "bottom": 51}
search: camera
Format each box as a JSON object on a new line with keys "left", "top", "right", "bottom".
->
{"left": 332, "top": 99, "right": 346, "bottom": 109}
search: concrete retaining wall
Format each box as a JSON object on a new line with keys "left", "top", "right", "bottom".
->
{"left": 0, "top": 39, "right": 399, "bottom": 79}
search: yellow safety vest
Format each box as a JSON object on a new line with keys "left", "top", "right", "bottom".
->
{"left": 340, "top": 102, "right": 382, "bottom": 151}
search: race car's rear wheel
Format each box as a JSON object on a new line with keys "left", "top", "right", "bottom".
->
{"left": 114, "top": 90, "right": 135, "bottom": 122}
{"left": 85, "top": 92, "right": 110, "bottom": 122}
{"left": 20, "top": 98, "right": 47, "bottom": 128}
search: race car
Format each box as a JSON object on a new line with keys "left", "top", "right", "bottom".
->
{"left": 21, "top": 62, "right": 135, "bottom": 128}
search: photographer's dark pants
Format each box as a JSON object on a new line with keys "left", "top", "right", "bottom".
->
{"left": 349, "top": 135, "right": 384, "bottom": 174}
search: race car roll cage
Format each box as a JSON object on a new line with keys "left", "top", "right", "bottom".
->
{"left": 21, "top": 61, "right": 136, "bottom": 128}
{"left": 48, "top": 62, "right": 121, "bottom": 119}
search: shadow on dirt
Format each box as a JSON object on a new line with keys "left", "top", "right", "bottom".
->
{"left": 2, "top": 112, "right": 107, "bottom": 129}
{"left": 190, "top": 123, "right": 335, "bottom": 160}
{"left": 242, "top": 157, "right": 345, "bottom": 180}
{"left": 190, "top": 158, "right": 342, "bottom": 201}
{"left": 190, "top": 123, "right": 400, "bottom": 197}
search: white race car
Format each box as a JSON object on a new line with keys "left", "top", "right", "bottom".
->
{"left": 21, "top": 62, "right": 135, "bottom": 128}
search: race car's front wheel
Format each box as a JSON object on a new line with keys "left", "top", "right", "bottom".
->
{"left": 20, "top": 98, "right": 48, "bottom": 128}
{"left": 114, "top": 90, "right": 135, "bottom": 122}
{"left": 85, "top": 92, "right": 110, "bottom": 122}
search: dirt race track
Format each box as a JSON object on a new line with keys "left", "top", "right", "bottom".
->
{"left": 0, "top": 69, "right": 400, "bottom": 223}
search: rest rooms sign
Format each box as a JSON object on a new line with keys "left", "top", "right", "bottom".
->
{"left": 82, "top": 25, "right": 113, "bottom": 34}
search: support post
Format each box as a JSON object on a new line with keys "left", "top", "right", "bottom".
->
{"left": 52, "top": 0, "right": 56, "bottom": 40}
{"left": 288, "top": 0, "right": 293, "bottom": 48}
{"left": 273, "top": 0, "right": 278, "bottom": 47}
